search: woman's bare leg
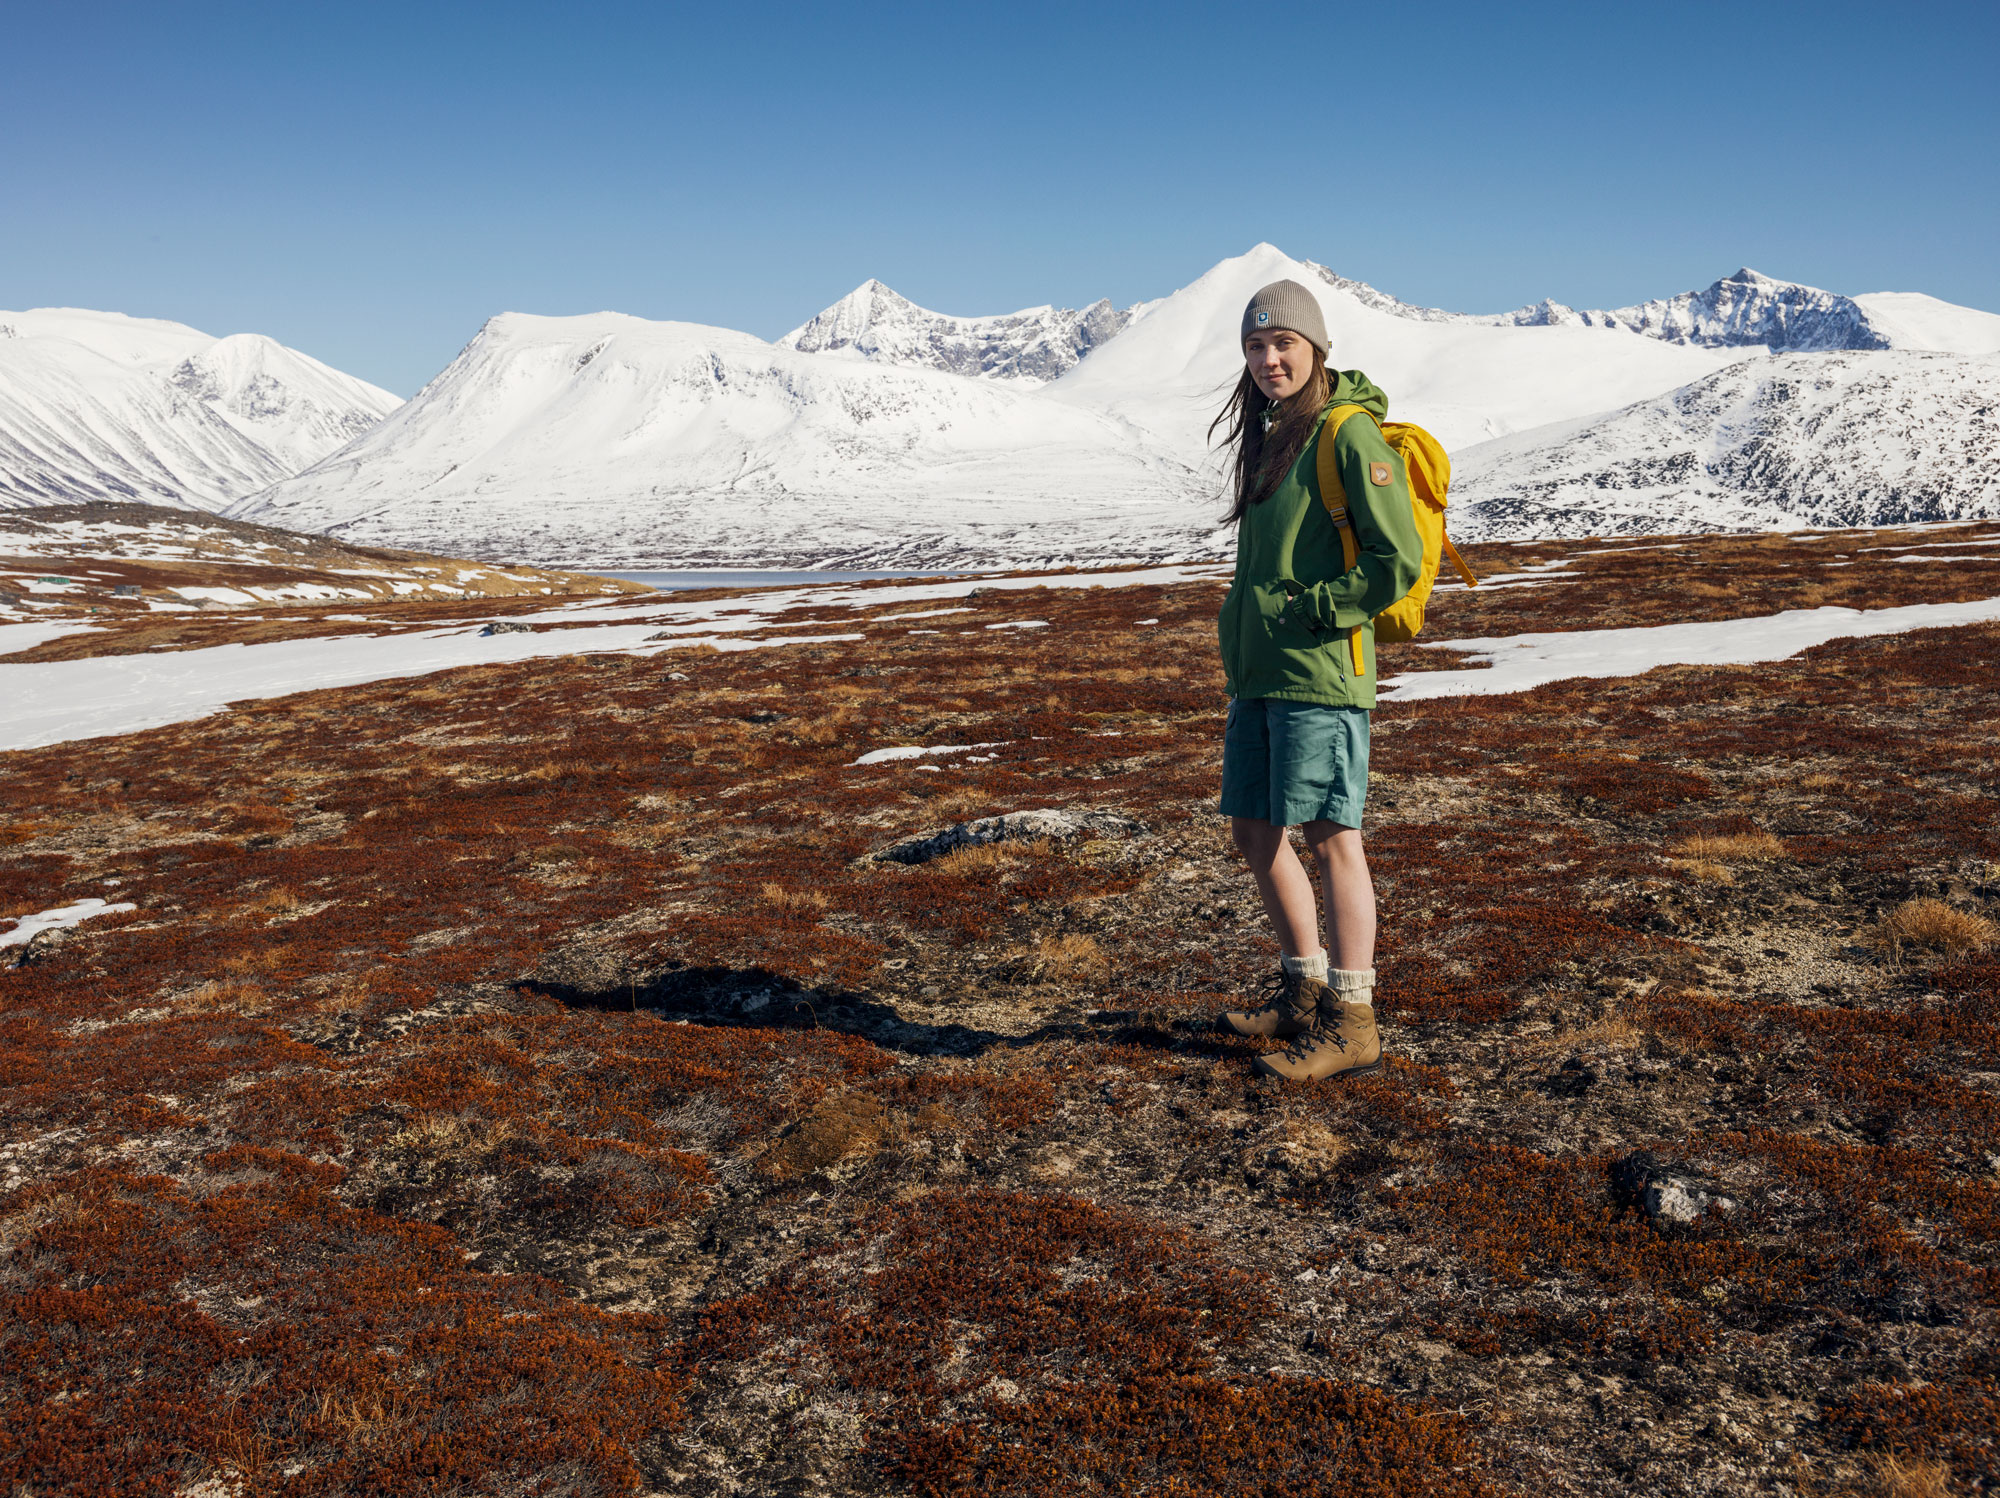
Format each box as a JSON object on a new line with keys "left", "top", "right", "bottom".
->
{"left": 1230, "top": 817, "right": 1325, "bottom": 959}
{"left": 1300, "top": 820, "right": 1375, "bottom": 971}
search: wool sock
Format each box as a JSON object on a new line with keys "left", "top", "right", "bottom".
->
{"left": 1281, "top": 951, "right": 1330, "bottom": 984}
{"left": 1330, "top": 967, "right": 1377, "bottom": 1005}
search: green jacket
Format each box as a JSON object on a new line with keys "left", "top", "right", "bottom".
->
{"left": 1216, "top": 371, "right": 1424, "bottom": 710}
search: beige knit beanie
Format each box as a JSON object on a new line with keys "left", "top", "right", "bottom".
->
{"left": 1241, "top": 280, "right": 1329, "bottom": 354}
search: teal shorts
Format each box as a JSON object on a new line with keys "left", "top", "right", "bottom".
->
{"left": 1219, "top": 698, "right": 1370, "bottom": 829}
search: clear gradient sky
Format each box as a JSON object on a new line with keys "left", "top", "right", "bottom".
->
{"left": 6, "top": 1, "right": 1995, "bottom": 395}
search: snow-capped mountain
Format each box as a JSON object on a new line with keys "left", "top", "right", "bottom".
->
{"left": 0, "top": 309, "right": 400, "bottom": 512}
{"left": 231, "top": 310, "right": 1215, "bottom": 569}
{"left": 1489, "top": 268, "right": 1887, "bottom": 350}
{"left": 233, "top": 245, "right": 2000, "bottom": 566}
{"left": 782, "top": 280, "right": 1147, "bottom": 384}
{"left": 1041, "top": 245, "right": 1742, "bottom": 454}
{"left": 1310, "top": 264, "right": 2000, "bottom": 357}
{"left": 1452, "top": 350, "right": 2000, "bottom": 539}
{"left": 236, "top": 245, "right": 1766, "bottom": 567}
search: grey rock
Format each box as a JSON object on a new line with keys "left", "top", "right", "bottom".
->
{"left": 1612, "top": 1150, "right": 1738, "bottom": 1226}
{"left": 873, "top": 807, "right": 1145, "bottom": 866}
{"left": 480, "top": 621, "right": 533, "bottom": 636}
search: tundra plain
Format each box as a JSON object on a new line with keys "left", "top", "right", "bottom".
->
{"left": 4, "top": 523, "right": 1999, "bottom": 1497}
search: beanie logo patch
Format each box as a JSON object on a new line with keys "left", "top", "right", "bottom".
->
{"left": 1369, "top": 462, "right": 1393, "bottom": 487}
{"left": 1254, "top": 311, "right": 1270, "bottom": 326}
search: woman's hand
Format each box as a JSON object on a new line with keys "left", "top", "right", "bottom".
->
{"left": 1280, "top": 585, "right": 1322, "bottom": 632}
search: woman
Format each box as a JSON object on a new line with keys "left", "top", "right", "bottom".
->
{"left": 1212, "top": 280, "right": 1422, "bottom": 1083}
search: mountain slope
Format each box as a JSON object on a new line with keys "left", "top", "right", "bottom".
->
{"left": 233, "top": 247, "right": 2000, "bottom": 566}
{"left": 1320, "top": 265, "right": 2000, "bottom": 356}
{"left": 1451, "top": 349, "right": 2000, "bottom": 539}
{"left": 0, "top": 309, "right": 400, "bottom": 513}
{"left": 782, "top": 280, "right": 1145, "bottom": 384}
{"left": 230, "top": 311, "right": 1215, "bottom": 568}
{"left": 236, "top": 246, "right": 1762, "bottom": 567}
{"left": 1497, "top": 268, "right": 1889, "bottom": 350}
{"left": 1046, "top": 244, "right": 1744, "bottom": 453}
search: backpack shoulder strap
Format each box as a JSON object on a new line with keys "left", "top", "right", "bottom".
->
{"left": 1312, "top": 403, "right": 1375, "bottom": 525}
{"left": 1312, "top": 403, "right": 1376, "bottom": 677}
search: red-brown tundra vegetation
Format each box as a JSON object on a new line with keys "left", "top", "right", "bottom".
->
{"left": 2, "top": 521, "right": 1997, "bottom": 1495}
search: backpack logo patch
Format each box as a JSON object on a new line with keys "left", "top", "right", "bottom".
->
{"left": 1369, "top": 461, "right": 1392, "bottom": 487}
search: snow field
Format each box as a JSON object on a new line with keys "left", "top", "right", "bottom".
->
{"left": 7, "top": 560, "right": 1999, "bottom": 753}
{"left": 1381, "top": 596, "right": 2000, "bottom": 702}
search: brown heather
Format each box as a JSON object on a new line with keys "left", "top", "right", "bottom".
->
{"left": 2, "top": 521, "right": 1999, "bottom": 1494}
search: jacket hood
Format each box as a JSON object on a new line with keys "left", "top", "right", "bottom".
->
{"left": 1324, "top": 369, "right": 1388, "bottom": 421}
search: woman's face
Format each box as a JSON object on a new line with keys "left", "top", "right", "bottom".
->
{"left": 1244, "top": 329, "right": 1314, "bottom": 402}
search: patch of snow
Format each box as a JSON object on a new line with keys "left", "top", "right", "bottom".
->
{"left": 1380, "top": 595, "right": 2000, "bottom": 702}
{"left": 851, "top": 742, "right": 1006, "bottom": 767}
{"left": 2, "top": 897, "right": 136, "bottom": 948}
{"left": 0, "top": 620, "right": 102, "bottom": 653}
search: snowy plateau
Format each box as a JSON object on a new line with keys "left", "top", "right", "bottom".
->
{"left": 0, "top": 309, "right": 401, "bottom": 513}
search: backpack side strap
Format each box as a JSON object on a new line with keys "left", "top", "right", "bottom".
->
{"left": 1313, "top": 404, "right": 1375, "bottom": 677}
{"left": 1441, "top": 535, "right": 1478, "bottom": 588}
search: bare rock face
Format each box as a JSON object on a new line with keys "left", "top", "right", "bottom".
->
{"left": 872, "top": 807, "right": 1145, "bottom": 866}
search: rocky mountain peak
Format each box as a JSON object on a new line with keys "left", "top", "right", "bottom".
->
{"left": 783, "top": 282, "right": 1144, "bottom": 385}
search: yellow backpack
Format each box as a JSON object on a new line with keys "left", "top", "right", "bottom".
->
{"left": 1313, "top": 403, "right": 1478, "bottom": 675}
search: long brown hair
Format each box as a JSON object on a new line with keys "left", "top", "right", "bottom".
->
{"left": 1210, "top": 345, "right": 1332, "bottom": 525}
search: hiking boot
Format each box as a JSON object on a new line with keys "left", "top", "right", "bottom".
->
{"left": 1218, "top": 970, "right": 1324, "bottom": 1040}
{"left": 1253, "top": 991, "right": 1382, "bottom": 1083}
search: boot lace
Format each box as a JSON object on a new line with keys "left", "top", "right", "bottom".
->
{"left": 1280, "top": 1022, "right": 1348, "bottom": 1064}
{"left": 1240, "top": 972, "right": 1304, "bottom": 1016}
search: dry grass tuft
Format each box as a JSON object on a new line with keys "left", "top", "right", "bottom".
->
{"left": 243, "top": 885, "right": 305, "bottom": 918}
{"left": 761, "top": 882, "right": 830, "bottom": 913}
{"left": 1526, "top": 1013, "right": 1641, "bottom": 1055}
{"left": 1873, "top": 898, "right": 1999, "bottom": 961}
{"left": 1861, "top": 1453, "right": 1953, "bottom": 1498}
{"left": 1006, "top": 933, "right": 1109, "bottom": 985}
{"left": 915, "top": 786, "right": 997, "bottom": 821}
{"left": 1672, "top": 858, "right": 1734, "bottom": 884}
{"left": 179, "top": 980, "right": 276, "bottom": 1016}
{"left": 1672, "top": 831, "right": 1788, "bottom": 862}
{"left": 931, "top": 841, "right": 1041, "bottom": 878}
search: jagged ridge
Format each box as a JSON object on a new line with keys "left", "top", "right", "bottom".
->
{"left": 781, "top": 279, "right": 1147, "bottom": 385}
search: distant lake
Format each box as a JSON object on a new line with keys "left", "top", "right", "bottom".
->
{"left": 592, "top": 569, "right": 967, "bottom": 592}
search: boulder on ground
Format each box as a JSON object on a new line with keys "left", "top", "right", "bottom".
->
{"left": 873, "top": 807, "right": 1145, "bottom": 866}
{"left": 1612, "top": 1149, "right": 1738, "bottom": 1226}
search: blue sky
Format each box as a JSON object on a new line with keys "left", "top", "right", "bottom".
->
{"left": 6, "top": 0, "right": 1995, "bottom": 394}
